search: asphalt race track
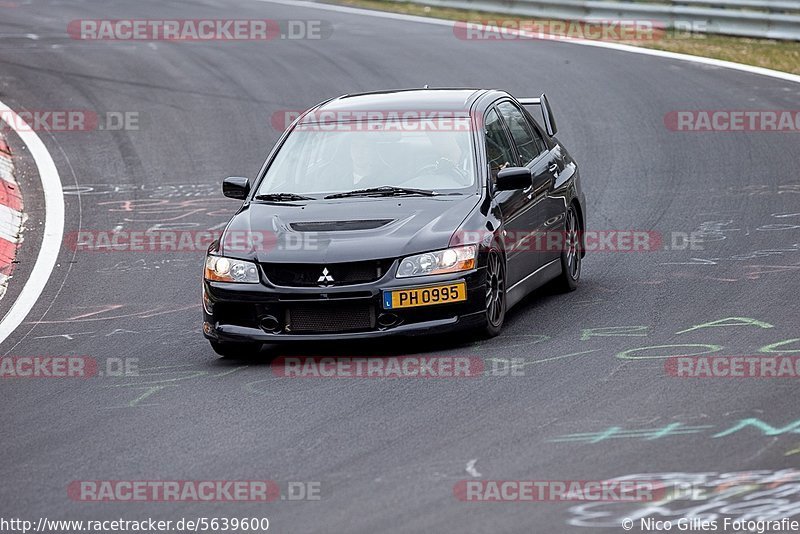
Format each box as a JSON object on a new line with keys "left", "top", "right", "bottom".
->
{"left": 1, "top": 1, "right": 800, "bottom": 532}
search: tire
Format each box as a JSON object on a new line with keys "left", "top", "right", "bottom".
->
{"left": 479, "top": 249, "right": 507, "bottom": 338}
{"left": 209, "top": 340, "right": 262, "bottom": 358}
{"left": 554, "top": 204, "right": 581, "bottom": 292}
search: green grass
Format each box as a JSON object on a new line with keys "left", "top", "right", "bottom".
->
{"left": 330, "top": 0, "right": 800, "bottom": 75}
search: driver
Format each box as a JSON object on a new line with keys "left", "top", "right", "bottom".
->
{"left": 427, "top": 132, "right": 470, "bottom": 179}
{"left": 348, "top": 133, "right": 390, "bottom": 188}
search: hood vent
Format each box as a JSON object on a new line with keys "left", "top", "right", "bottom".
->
{"left": 289, "top": 219, "right": 393, "bottom": 232}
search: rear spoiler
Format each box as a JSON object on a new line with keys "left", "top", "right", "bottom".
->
{"left": 518, "top": 93, "right": 557, "bottom": 137}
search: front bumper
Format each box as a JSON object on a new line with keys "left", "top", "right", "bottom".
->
{"left": 203, "top": 266, "right": 486, "bottom": 343}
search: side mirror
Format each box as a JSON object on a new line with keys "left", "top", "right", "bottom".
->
{"left": 518, "top": 93, "right": 558, "bottom": 137}
{"left": 538, "top": 93, "right": 558, "bottom": 137}
{"left": 222, "top": 176, "right": 250, "bottom": 199}
{"left": 496, "top": 167, "right": 532, "bottom": 191}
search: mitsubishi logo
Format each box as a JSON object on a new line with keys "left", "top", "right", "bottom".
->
{"left": 317, "top": 267, "right": 334, "bottom": 285}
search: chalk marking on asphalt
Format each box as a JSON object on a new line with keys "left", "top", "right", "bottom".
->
{"left": 32, "top": 331, "right": 94, "bottom": 340}
{"left": 0, "top": 100, "right": 65, "bottom": 345}
{"left": 786, "top": 444, "right": 800, "bottom": 456}
{"left": 466, "top": 459, "right": 481, "bottom": 478}
{"left": 257, "top": 0, "right": 800, "bottom": 86}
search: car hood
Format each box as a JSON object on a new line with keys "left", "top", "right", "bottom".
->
{"left": 220, "top": 194, "right": 480, "bottom": 263}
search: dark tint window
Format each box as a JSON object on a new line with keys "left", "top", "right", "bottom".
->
{"left": 484, "top": 108, "right": 515, "bottom": 181}
{"left": 497, "top": 101, "right": 546, "bottom": 164}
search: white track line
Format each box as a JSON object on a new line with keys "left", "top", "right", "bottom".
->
{"left": 257, "top": 0, "right": 800, "bottom": 85}
{"left": 0, "top": 102, "right": 65, "bottom": 345}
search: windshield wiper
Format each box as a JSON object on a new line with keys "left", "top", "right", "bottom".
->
{"left": 253, "top": 193, "right": 316, "bottom": 202}
{"left": 324, "top": 186, "right": 439, "bottom": 199}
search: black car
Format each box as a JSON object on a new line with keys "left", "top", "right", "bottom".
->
{"left": 202, "top": 88, "right": 585, "bottom": 356}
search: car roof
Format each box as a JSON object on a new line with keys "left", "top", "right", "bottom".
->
{"left": 301, "top": 88, "right": 501, "bottom": 123}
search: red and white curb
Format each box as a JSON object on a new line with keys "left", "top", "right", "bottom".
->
{"left": 0, "top": 100, "right": 62, "bottom": 346}
{"left": 0, "top": 136, "right": 25, "bottom": 300}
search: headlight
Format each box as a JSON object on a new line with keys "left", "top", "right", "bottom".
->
{"left": 204, "top": 255, "right": 259, "bottom": 283}
{"left": 397, "top": 245, "right": 477, "bottom": 278}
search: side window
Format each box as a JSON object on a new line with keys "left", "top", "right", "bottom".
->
{"left": 497, "top": 101, "right": 546, "bottom": 164}
{"left": 484, "top": 108, "right": 516, "bottom": 182}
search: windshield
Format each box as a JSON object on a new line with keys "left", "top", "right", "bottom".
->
{"left": 256, "top": 118, "right": 476, "bottom": 197}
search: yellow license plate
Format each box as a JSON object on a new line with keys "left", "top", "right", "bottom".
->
{"left": 383, "top": 282, "right": 466, "bottom": 309}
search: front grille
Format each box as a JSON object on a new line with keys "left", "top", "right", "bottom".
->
{"left": 262, "top": 260, "right": 394, "bottom": 287}
{"left": 287, "top": 302, "right": 375, "bottom": 333}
